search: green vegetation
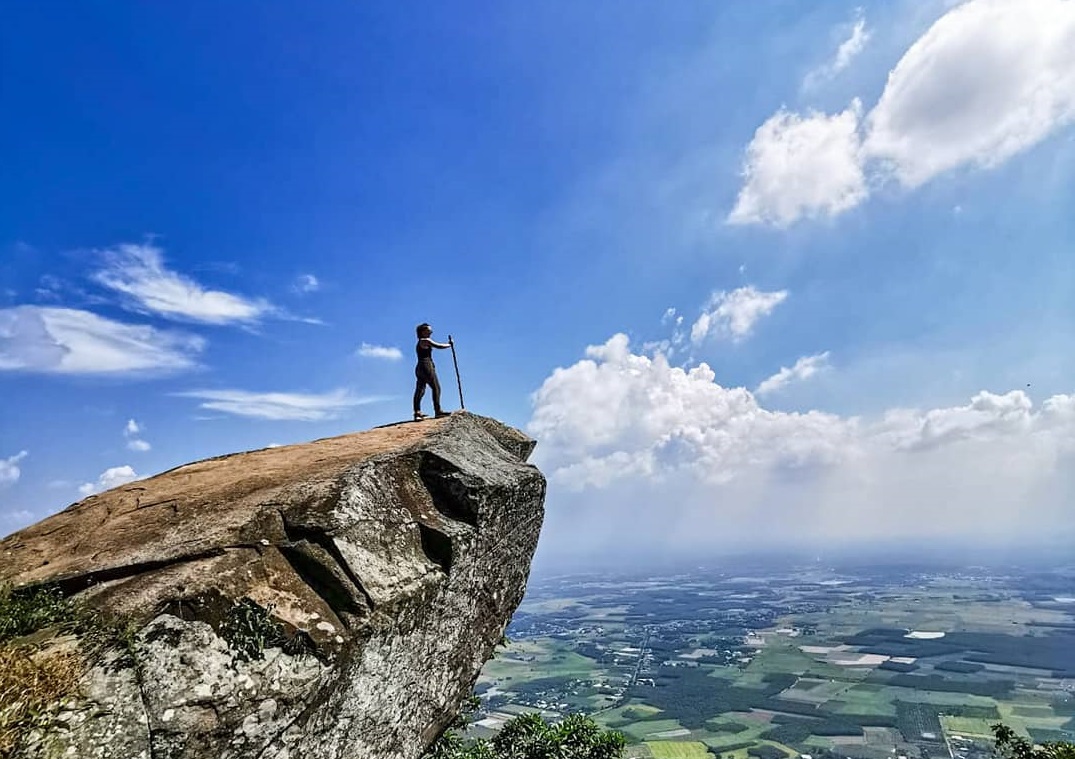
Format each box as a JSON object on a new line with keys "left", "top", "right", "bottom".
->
{"left": 1, "top": 581, "right": 140, "bottom": 660}
{"left": 886, "top": 673, "right": 1015, "bottom": 698}
{"left": 994, "top": 723, "right": 1075, "bottom": 759}
{"left": 0, "top": 582, "right": 154, "bottom": 757}
{"left": 219, "top": 597, "right": 284, "bottom": 663}
{"left": 428, "top": 712, "right": 625, "bottom": 759}
{"left": 0, "top": 584, "right": 72, "bottom": 643}
{"left": 0, "top": 584, "right": 85, "bottom": 756}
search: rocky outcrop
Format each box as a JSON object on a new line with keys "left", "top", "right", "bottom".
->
{"left": 0, "top": 412, "right": 546, "bottom": 759}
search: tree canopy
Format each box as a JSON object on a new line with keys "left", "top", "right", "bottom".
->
{"left": 427, "top": 712, "right": 625, "bottom": 759}
{"left": 994, "top": 724, "right": 1075, "bottom": 759}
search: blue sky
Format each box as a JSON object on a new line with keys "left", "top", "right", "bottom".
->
{"left": 3, "top": 1, "right": 1075, "bottom": 564}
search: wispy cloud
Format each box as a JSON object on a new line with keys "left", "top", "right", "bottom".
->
{"left": 124, "top": 418, "right": 151, "bottom": 452}
{"left": 294, "top": 274, "right": 320, "bottom": 294}
{"left": 176, "top": 388, "right": 389, "bottom": 421}
{"left": 755, "top": 352, "right": 831, "bottom": 396}
{"left": 0, "top": 306, "right": 204, "bottom": 375}
{"left": 78, "top": 465, "right": 140, "bottom": 496}
{"left": 0, "top": 451, "right": 28, "bottom": 487}
{"left": 690, "top": 286, "right": 788, "bottom": 344}
{"left": 356, "top": 343, "right": 403, "bottom": 361}
{"left": 94, "top": 244, "right": 274, "bottom": 325}
{"left": 803, "top": 9, "right": 871, "bottom": 90}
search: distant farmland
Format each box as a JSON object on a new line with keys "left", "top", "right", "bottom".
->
{"left": 474, "top": 564, "right": 1075, "bottom": 759}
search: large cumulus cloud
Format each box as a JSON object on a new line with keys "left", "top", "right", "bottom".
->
{"left": 529, "top": 335, "right": 1075, "bottom": 559}
{"left": 730, "top": 0, "right": 1075, "bottom": 226}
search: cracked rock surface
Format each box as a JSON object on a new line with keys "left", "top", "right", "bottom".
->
{"left": 0, "top": 412, "right": 546, "bottom": 759}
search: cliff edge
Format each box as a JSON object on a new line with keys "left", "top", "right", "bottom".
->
{"left": 0, "top": 412, "right": 546, "bottom": 759}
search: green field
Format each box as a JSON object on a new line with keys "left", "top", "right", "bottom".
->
{"left": 595, "top": 702, "right": 664, "bottom": 726}
{"left": 481, "top": 641, "right": 599, "bottom": 682}
{"left": 646, "top": 741, "right": 713, "bottom": 758}
{"left": 941, "top": 715, "right": 997, "bottom": 738}
{"left": 833, "top": 683, "right": 899, "bottom": 715}
{"left": 621, "top": 719, "right": 691, "bottom": 741}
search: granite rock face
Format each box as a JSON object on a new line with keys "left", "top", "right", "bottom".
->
{"left": 0, "top": 412, "right": 546, "bottom": 759}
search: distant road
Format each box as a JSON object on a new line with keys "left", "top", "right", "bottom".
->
{"left": 627, "top": 627, "right": 652, "bottom": 689}
{"left": 594, "top": 626, "right": 651, "bottom": 715}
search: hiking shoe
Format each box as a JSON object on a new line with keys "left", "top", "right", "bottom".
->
{"left": 435, "top": 411, "right": 452, "bottom": 418}
{"left": 414, "top": 411, "right": 428, "bottom": 421}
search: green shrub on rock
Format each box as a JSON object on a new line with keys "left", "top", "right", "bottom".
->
{"left": 428, "top": 711, "right": 625, "bottom": 759}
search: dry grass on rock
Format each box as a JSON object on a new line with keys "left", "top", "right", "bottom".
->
{"left": 0, "top": 643, "right": 83, "bottom": 756}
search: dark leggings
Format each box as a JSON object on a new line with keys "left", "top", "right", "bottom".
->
{"left": 414, "top": 361, "right": 442, "bottom": 414}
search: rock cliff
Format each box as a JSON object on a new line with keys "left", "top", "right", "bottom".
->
{"left": 0, "top": 412, "right": 546, "bottom": 759}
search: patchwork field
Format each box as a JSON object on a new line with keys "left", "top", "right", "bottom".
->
{"left": 472, "top": 564, "right": 1075, "bottom": 758}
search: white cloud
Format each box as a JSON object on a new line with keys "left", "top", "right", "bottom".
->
{"left": 864, "top": 0, "right": 1075, "bottom": 188}
{"left": 528, "top": 334, "right": 1075, "bottom": 556}
{"left": 732, "top": 0, "right": 1075, "bottom": 226}
{"left": 756, "top": 352, "right": 831, "bottom": 396}
{"left": 728, "top": 102, "right": 867, "bottom": 227}
{"left": 357, "top": 343, "right": 403, "bottom": 361}
{"left": 1, "top": 509, "right": 34, "bottom": 530}
{"left": 294, "top": 274, "right": 320, "bottom": 294}
{"left": 78, "top": 465, "right": 140, "bottom": 497}
{"left": 0, "top": 451, "right": 28, "bottom": 487}
{"left": 94, "top": 244, "right": 273, "bottom": 325}
{"left": 883, "top": 389, "right": 1040, "bottom": 451}
{"left": 804, "top": 10, "right": 872, "bottom": 89}
{"left": 690, "top": 286, "right": 788, "bottom": 343}
{"left": 123, "top": 418, "right": 151, "bottom": 452}
{"left": 532, "top": 335, "right": 852, "bottom": 489}
{"left": 0, "top": 306, "right": 204, "bottom": 375}
{"left": 832, "top": 13, "right": 871, "bottom": 73}
{"left": 176, "top": 388, "right": 388, "bottom": 421}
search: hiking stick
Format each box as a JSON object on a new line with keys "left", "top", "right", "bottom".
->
{"left": 449, "top": 335, "right": 465, "bottom": 410}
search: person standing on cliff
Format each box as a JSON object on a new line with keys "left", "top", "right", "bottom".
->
{"left": 413, "top": 322, "right": 452, "bottom": 421}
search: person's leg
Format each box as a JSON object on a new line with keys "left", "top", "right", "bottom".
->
{"left": 430, "top": 370, "right": 444, "bottom": 415}
{"left": 413, "top": 376, "right": 427, "bottom": 415}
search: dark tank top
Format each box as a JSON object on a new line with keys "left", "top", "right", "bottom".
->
{"left": 416, "top": 340, "right": 433, "bottom": 362}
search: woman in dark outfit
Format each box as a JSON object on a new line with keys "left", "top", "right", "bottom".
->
{"left": 413, "top": 322, "right": 452, "bottom": 420}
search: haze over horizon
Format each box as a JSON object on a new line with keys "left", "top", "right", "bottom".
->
{"left": 2, "top": 0, "right": 1074, "bottom": 565}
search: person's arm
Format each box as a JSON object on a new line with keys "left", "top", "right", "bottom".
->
{"left": 429, "top": 340, "right": 451, "bottom": 349}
